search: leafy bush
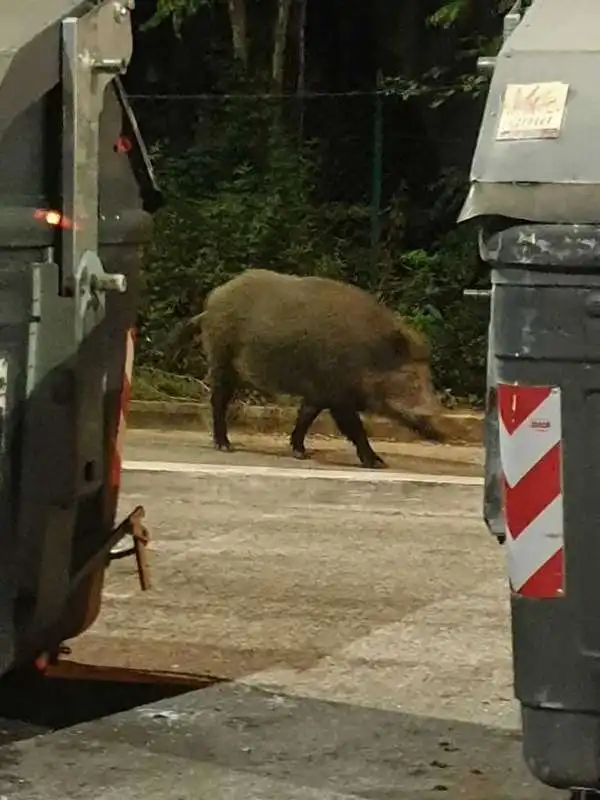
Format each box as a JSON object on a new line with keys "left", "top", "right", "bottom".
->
{"left": 138, "top": 100, "right": 372, "bottom": 373}
{"left": 137, "top": 100, "right": 488, "bottom": 405}
{"left": 386, "top": 229, "right": 488, "bottom": 405}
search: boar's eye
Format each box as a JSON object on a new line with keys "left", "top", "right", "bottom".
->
{"left": 390, "top": 323, "right": 431, "bottom": 362}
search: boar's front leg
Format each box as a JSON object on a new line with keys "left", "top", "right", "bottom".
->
{"left": 329, "top": 406, "right": 386, "bottom": 469}
{"left": 290, "top": 400, "right": 323, "bottom": 459}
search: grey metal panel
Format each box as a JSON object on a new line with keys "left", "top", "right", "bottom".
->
{"left": 60, "top": 3, "right": 134, "bottom": 297}
{"left": 0, "top": 101, "right": 45, "bottom": 205}
{"left": 0, "top": 255, "right": 36, "bottom": 676}
{"left": 0, "top": 0, "right": 84, "bottom": 56}
{"left": 482, "top": 285, "right": 505, "bottom": 541}
{"left": 483, "top": 224, "right": 600, "bottom": 789}
{"left": 471, "top": 56, "right": 600, "bottom": 185}
{"left": 460, "top": 183, "right": 600, "bottom": 225}
{"left": 481, "top": 223, "right": 600, "bottom": 269}
{"left": 0, "top": 0, "right": 144, "bottom": 672}
{"left": 459, "top": 0, "right": 600, "bottom": 223}
{"left": 0, "top": 0, "right": 87, "bottom": 141}
{"left": 507, "top": 0, "right": 600, "bottom": 53}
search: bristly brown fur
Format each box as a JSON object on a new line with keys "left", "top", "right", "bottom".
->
{"left": 390, "top": 316, "right": 431, "bottom": 361}
{"left": 177, "top": 268, "right": 443, "bottom": 462}
{"left": 198, "top": 268, "right": 434, "bottom": 408}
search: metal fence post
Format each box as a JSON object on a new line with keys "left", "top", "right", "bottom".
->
{"left": 370, "top": 76, "right": 383, "bottom": 269}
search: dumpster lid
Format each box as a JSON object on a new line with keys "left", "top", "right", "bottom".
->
{"left": 0, "top": 0, "right": 88, "bottom": 140}
{"left": 507, "top": 0, "right": 600, "bottom": 53}
{"left": 459, "top": 0, "right": 600, "bottom": 225}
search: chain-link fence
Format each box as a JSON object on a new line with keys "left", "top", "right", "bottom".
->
{"left": 131, "top": 91, "right": 470, "bottom": 255}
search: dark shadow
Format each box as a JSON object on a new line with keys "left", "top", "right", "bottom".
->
{"left": 0, "top": 667, "right": 225, "bottom": 745}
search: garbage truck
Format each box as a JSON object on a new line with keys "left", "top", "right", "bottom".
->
{"left": 462, "top": 0, "right": 600, "bottom": 795}
{"left": 0, "top": 0, "right": 161, "bottom": 677}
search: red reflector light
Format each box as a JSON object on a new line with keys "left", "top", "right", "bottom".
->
{"left": 33, "top": 209, "right": 76, "bottom": 230}
{"left": 114, "top": 136, "right": 132, "bottom": 154}
{"left": 45, "top": 210, "right": 62, "bottom": 226}
{"left": 34, "top": 652, "right": 50, "bottom": 672}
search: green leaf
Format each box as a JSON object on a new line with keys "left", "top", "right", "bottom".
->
{"left": 141, "top": 0, "right": 212, "bottom": 33}
{"left": 428, "top": 0, "right": 470, "bottom": 29}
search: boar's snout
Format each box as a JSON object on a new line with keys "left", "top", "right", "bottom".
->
{"left": 390, "top": 363, "right": 440, "bottom": 415}
{"left": 377, "top": 363, "right": 446, "bottom": 441}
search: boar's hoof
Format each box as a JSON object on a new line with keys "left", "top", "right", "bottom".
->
{"left": 214, "top": 440, "right": 234, "bottom": 452}
{"left": 360, "top": 454, "right": 387, "bottom": 470}
{"left": 292, "top": 448, "right": 310, "bottom": 460}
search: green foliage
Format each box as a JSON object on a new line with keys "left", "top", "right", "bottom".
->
{"left": 379, "top": 228, "right": 488, "bottom": 405}
{"left": 133, "top": 366, "right": 209, "bottom": 401}
{"left": 428, "top": 0, "right": 470, "bottom": 29}
{"left": 138, "top": 96, "right": 488, "bottom": 404}
{"left": 428, "top": 0, "right": 515, "bottom": 28}
{"left": 138, "top": 99, "right": 374, "bottom": 380}
{"left": 142, "top": 0, "right": 210, "bottom": 33}
{"left": 382, "top": 69, "right": 490, "bottom": 107}
{"left": 382, "top": 0, "right": 516, "bottom": 110}
{"left": 134, "top": 0, "right": 501, "bottom": 406}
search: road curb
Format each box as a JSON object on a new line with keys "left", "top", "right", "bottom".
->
{"left": 128, "top": 400, "right": 483, "bottom": 446}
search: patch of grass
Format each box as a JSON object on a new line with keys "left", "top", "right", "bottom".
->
{"left": 132, "top": 366, "right": 483, "bottom": 417}
{"left": 132, "top": 366, "right": 299, "bottom": 406}
{"left": 132, "top": 367, "right": 210, "bottom": 401}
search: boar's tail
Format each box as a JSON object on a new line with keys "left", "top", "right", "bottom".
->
{"left": 165, "top": 311, "right": 206, "bottom": 357}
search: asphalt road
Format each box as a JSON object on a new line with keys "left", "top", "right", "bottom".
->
{"left": 0, "top": 431, "right": 562, "bottom": 799}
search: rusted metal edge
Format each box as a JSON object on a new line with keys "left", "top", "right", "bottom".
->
{"left": 109, "top": 504, "right": 151, "bottom": 591}
{"left": 44, "top": 659, "right": 226, "bottom": 688}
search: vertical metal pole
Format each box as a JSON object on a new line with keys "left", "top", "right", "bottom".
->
{"left": 61, "top": 18, "right": 97, "bottom": 299}
{"left": 370, "top": 72, "right": 383, "bottom": 270}
{"left": 61, "top": 19, "right": 110, "bottom": 300}
{"left": 60, "top": 4, "right": 133, "bottom": 310}
{"left": 297, "top": 0, "right": 307, "bottom": 142}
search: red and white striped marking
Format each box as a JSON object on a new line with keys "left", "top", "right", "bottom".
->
{"left": 498, "top": 383, "right": 564, "bottom": 598}
{"left": 111, "top": 327, "right": 136, "bottom": 491}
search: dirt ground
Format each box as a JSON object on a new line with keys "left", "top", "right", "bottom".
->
{"left": 122, "top": 428, "right": 484, "bottom": 477}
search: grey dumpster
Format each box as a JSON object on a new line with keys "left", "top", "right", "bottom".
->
{"left": 460, "top": 0, "right": 600, "bottom": 791}
{"left": 0, "top": 1, "right": 160, "bottom": 675}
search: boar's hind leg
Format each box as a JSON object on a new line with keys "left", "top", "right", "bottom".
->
{"left": 210, "top": 368, "right": 237, "bottom": 452}
{"left": 290, "top": 401, "right": 322, "bottom": 459}
{"left": 329, "top": 406, "right": 386, "bottom": 469}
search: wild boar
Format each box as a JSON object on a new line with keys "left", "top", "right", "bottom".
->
{"left": 176, "top": 268, "right": 445, "bottom": 468}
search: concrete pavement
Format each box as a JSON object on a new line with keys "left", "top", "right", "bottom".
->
{"left": 1, "top": 683, "right": 557, "bottom": 800}
{"left": 70, "top": 431, "right": 505, "bottom": 732}
{"left": 2, "top": 430, "right": 561, "bottom": 799}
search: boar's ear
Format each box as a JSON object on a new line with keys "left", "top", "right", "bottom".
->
{"left": 390, "top": 319, "right": 431, "bottom": 361}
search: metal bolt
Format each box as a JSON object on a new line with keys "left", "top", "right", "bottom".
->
{"left": 91, "top": 273, "right": 128, "bottom": 294}
{"left": 477, "top": 56, "right": 496, "bottom": 75}
{"left": 92, "top": 58, "right": 127, "bottom": 74}
{"left": 113, "top": 1, "right": 130, "bottom": 21}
